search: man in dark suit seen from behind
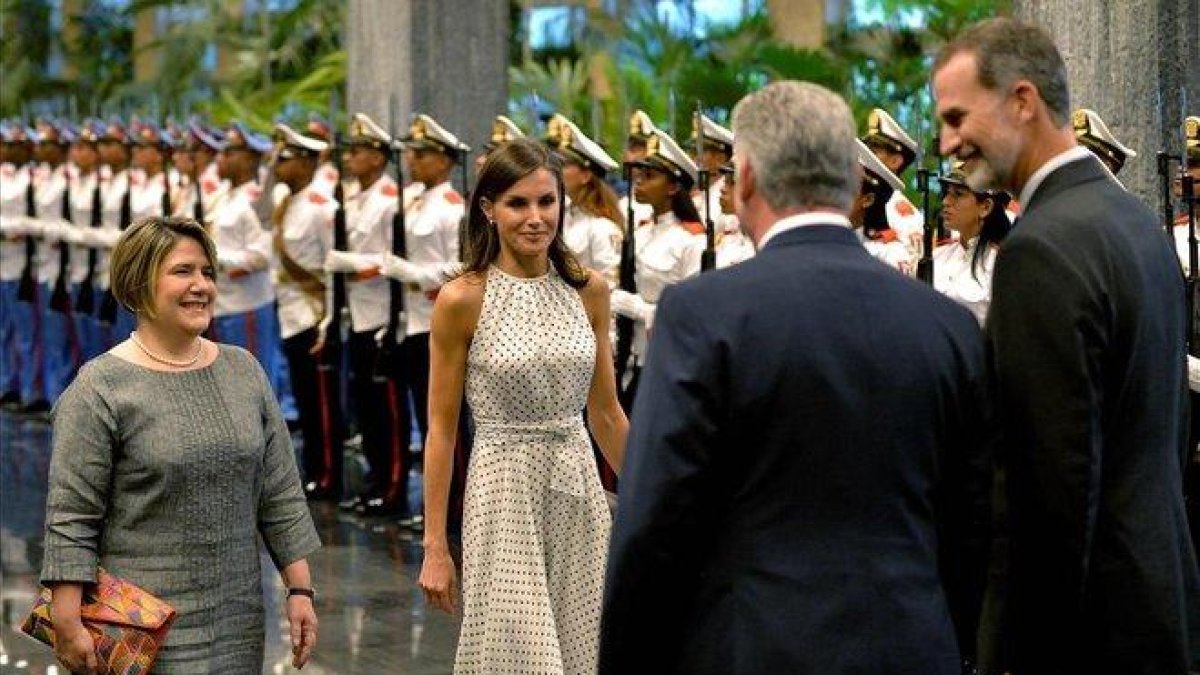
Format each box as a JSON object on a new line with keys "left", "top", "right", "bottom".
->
{"left": 932, "top": 17, "right": 1200, "bottom": 674}
{"left": 599, "top": 80, "right": 994, "bottom": 675}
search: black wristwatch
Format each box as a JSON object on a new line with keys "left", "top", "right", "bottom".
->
{"left": 286, "top": 587, "right": 315, "bottom": 600}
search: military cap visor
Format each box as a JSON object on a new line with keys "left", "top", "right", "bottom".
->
{"left": 631, "top": 154, "right": 694, "bottom": 187}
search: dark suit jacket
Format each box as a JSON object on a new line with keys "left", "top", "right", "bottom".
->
{"left": 600, "top": 225, "right": 993, "bottom": 675}
{"left": 986, "top": 155, "right": 1200, "bottom": 674}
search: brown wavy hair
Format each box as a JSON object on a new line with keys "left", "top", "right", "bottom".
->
{"left": 464, "top": 138, "right": 588, "bottom": 288}
{"left": 567, "top": 161, "right": 625, "bottom": 228}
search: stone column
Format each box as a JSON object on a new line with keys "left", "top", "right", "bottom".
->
{"left": 347, "top": 0, "right": 510, "bottom": 192}
{"left": 1015, "top": 0, "right": 1199, "bottom": 214}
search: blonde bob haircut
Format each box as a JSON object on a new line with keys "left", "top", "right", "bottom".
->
{"left": 109, "top": 216, "right": 217, "bottom": 317}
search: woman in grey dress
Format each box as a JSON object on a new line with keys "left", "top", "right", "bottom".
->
{"left": 41, "top": 216, "right": 321, "bottom": 674}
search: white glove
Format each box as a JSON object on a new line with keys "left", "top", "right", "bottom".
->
{"left": 323, "top": 249, "right": 376, "bottom": 274}
{"left": 59, "top": 225, "right": 87, "bottom": 245}
{"left": 610, "top": 289, "right": 654, "bottom": 324}
{"left": 379, "top": 253, "right": 423, "bottom": 283}
{"left": 93, "top": 227, "right": 123, "bottom": 249}
{"left": 37, "top": 220, "right": 62, "bottom": 245}
{"left": 1189, "top": 355, "right": 1200, "bottom": 394}
{"left": 217, "top": 250, "right": 252, "bottom": 273}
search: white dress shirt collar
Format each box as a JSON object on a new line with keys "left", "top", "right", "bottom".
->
{"left": 758, "top": 212, "right": 851, "bottom": 249}
{"left": 1017, "top": 145, "right": 1093, "bottom": 211}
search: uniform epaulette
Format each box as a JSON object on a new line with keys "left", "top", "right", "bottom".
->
{"left": 444, "top": 189, "right": 463, "bottom": 205}
{"left": 895, "top": 198, "right": 916, "bottom": 217}
{"left": 871, "top": 228, "right": 899, "bottom": 243}
{"left": 245, "top": 185, "right": 262, "bottom": 200}
{"left": 935, "top": 236, "right": 955, "bottom": 247}
{"left": 681, "top": 220, "right": 704, "bottom": 236}
{"left": 381, "top": 183, "right": 399, "bottom": 198}
{"left": 1178, "top": 213, "right": 1191, "bottom": 227}
{"left": 308, "top": 191, "right": 329, "bottom": 205}
{"left": 202, "top": 179, "right": 219, "bottom": 194}
{"left": 130, "top": 173, "right": 144, "bottom": 186}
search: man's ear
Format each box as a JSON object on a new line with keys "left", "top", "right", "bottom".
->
{"left": 1011, "top": 79, "right": 1041, "bottom": 124}
{"left": 737, "top": 159, "right": 755, "bottom": 206}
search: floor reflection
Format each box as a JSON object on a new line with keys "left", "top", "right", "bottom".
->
{"left": 0, "top": 409, "right": 459, "bottom": 674}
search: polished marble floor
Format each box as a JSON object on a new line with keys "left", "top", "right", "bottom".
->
{"left": 0, "top": 409, "right": 461, "bottom": 674}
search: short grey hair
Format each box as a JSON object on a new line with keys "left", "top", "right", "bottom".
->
{"left": 933, "top": 18, "right": 1070, "bottom": 127}
{"left": 731, "top": 81, "right": 858, "bottom": 213}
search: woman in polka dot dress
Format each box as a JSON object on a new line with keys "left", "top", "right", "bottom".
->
{"left": 418, "top": 138, "right": 628, "bottom": 674}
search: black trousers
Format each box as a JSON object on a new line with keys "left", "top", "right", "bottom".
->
{"left": 388, "top": 331, "right": 431, "bottom": 457}
{"left": 348, "top": 328, "right": 406, "bottom": 501}
{"left": 283, "top": 326, "right": 344, "bottom": 495}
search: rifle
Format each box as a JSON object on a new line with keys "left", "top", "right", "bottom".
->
{"left": 1158, "top": 150, "right": 1179, "bottom": 239}
{"left": 17, "top": 168, "right": 37, "bottom": 303}
{"left": 695, "top": 103, "right": 716, "bottom": 273}
{"left": 50, "top": 168, "right": 72, "bottom": 313}
{"left": 614, "top": 160, "right": 637, "bottom": 390}
{"left": 915, "top": 104, "right": 936, "bottom": 285}
{"left": 75, "top": 177, "right": 101, "bottom": 314}
{"left": 375, "top": 98, "right": 408, "bottom": 377}
{"left": 98, "top": 173, "right": 131, "bottom": 324}
{"left": 327, "top": 93, "right": 349, "bottom": 350}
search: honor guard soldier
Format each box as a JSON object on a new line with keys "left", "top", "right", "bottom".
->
{"left": 691, "top": 115, "right": 751, "bottom": 268}
{"left": 272, "top": 122, "right": 345, "bottom": 500}
{"left": 1073, "top": 108, "right": 1137, "bottom": 179}
{"left": 380, "top": 113, "right": 469, "bottom": 523}
{"left": 93, "top": 118, "right": 137, "bottom": 340}
{"left": 67, "top": 120, "right": 106, "bottom": 360}
{"left": 173, "top": 118, "right": 227, "bottom": 219}
{"left": 306, "top": 113, "right": 340, "bottom": 197}
{"left": 618, "top": 110, "right": 656, "bottom": 226}
{"left": 862, "top": 108, "right": 925, "bottom": 254}
{"left": 853, "top": 139, "right": 918, "bottom": 275}
{"left": 209, "top": 122, "right": 286, "bottom": 396}
{"left": 690, "top": 113, "right": 738, "bottom": 237}
{"left": 933, "top": 159, "right": 1012, "bottom": 324}
{"left": 128, "top": 120, "right": 174, "bottom": 222}
{"left": 321, "top": 112, "right": 408, "bottom": 516}
{"left": 715, "top": 162, "right": 754, "bottom": 268}
{"left": 545, "top": 113, "right": 623, "bottom": 283}
{"left": 476, "top": 114, "right": 524, "bottom": 178}
{"left": 0, "top": 122, "right": 36, "bottom": 406}
{"left": 611, "top": 127, "right": 704, "bottom": 407}
{"left": 31, "top": 119, "right": 81, "bottom": 405}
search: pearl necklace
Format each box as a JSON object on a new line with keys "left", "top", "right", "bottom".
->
{"left": 130, "top": 331, "right": 203, "bottom": 368}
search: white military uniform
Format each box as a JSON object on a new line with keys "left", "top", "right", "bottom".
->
{"left": 628, "top": 212, "right": 703, "bottom": 361}
{"left": 311, "top": 161, "right": 339, "bottom": 198}
{"left": 933, "top": 236, "right": 996, "bottom": 326}
{"left": 173, "top": 162, "right": 227, "bottom": 219}
{"left": 342, "top": 174, "right": 399, "bottom": 333}
{"left": 32, "top": 163, "right": 70, "bottom": 285}
{"left": 93, "top": 167, "right": 131, "bottom": 289}
{"left": 208, "top": 180, "right": 274, "bottom": 317}
{"left": 715, "top": 226, "right": 754, "bottom": 269}
{"left": 129, "top": 169, "right": 169, "bottom": 223}
{"left": 67, "top": 169, "right": 101, "bottom": 285}
{"left": 1176, "top": 214, "right": 1194, "bottom": 277}
{"left": 860, "top": 229, "right": 917, "bottom": 277}
{"left": 618, "top": 193, "right": 653, "bottom": 229}
{"left": 400, "top": 179, "right": 463, "bottom": 336}
{"left": 274, "top": 184, "right": 336, "bottom": 340}
{"left": 563, "top": 199, "right": 621, "bottom": 281}
{"left": 886, "top": 190, "right": 926, "bottom": 259}
{"left": 0, "top": 163, "right": 33, "bottom": 284}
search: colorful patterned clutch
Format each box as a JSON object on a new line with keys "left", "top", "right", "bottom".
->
{"left": 20, "top": 568, "right": 176, "bottom": 675}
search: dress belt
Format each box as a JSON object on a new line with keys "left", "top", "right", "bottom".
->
{"left": 474, "top": 417, "right": 592, "bottom": 497}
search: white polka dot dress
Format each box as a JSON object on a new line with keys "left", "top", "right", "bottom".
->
{"left": 455, "top": 265, "right": 611, "bottom": 675}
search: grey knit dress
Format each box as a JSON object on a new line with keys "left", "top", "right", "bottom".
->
{"left": 40, "top": 344, "right": 321, "bottom": 674}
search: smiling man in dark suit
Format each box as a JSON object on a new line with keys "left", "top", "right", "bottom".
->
{"left": 599, "top": 80, "right": 993, "bottom": 675}
{"left": 933, "top": 18, "right": 1200, "bottom": 674}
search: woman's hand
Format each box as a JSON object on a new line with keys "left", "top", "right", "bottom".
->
{"left": 53, "top": 618, "right": 98, "bottom": 675}
{"left": 418, "top": 545, "right": 458, "bottom": 615}
{"left": 286, "top": 595, "right": 318, "bottom": 669}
